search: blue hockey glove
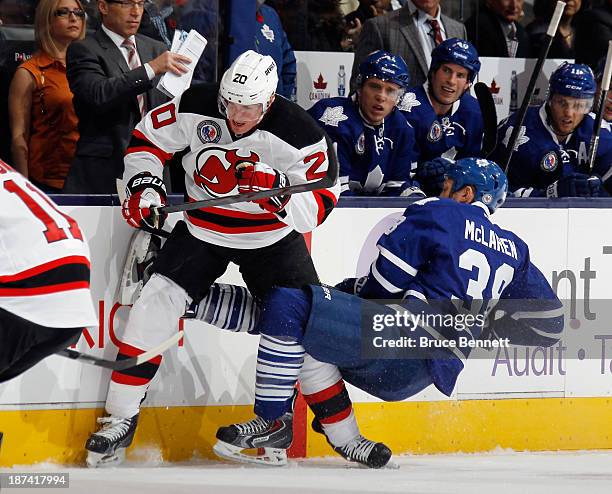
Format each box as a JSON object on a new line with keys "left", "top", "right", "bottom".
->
{"left": 546, "top": 173, "right": 603, "bottom": 198}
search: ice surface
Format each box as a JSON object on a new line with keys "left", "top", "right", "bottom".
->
{"left": 3, "top": 450, "right": 612, "bottom": 494}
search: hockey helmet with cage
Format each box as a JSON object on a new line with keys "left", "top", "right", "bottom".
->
{"left": 430, "top": 38, "right": 481, "bottom": 83}
{"left": 219, "top": 50, "right": 279, "bottom": 119}
{"left": 356, "top": 50, "right": 411, "bottom": 90}
{"left": 549, "top": 62, "right": 596, "bottom": 100}
{"left": 446, "top": 157, "right": 508, "bottom": 213}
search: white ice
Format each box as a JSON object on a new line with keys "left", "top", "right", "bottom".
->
{"left": 3, "top": 450, "right": 612, "bottom": 494}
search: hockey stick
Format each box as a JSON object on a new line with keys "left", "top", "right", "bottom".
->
{"left": 588, "top": 40, "right": 612, "bottom": 171}
{"left": 474, "top": 82, "right": 498, "bottom": 157}
{"left": 152, "top": 137, "right": 339, "bottom": 216}
{"left": 56, "top": 330, "right": 183, "bottom": 370}
{"left": 502, "top": 0, "right": 566, "bottom": 174}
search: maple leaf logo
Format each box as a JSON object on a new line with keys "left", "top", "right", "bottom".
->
{"left": 488, "top": 79, "right": 500, "bottom": 94}
{"left": 313, "top": 74, "right": 327, "bottom": 90}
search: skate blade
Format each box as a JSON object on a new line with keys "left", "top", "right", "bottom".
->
{"left": 85, "top": 448, "right": 126, "bottom": 468}
{"left": 213, "top": 440, "right": 287, "bottom": 467}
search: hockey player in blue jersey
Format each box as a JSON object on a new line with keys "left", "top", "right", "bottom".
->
{"left": 211, "top": 158, "right": 563, "bottom": 468}
{"left": 307, "top": 50, "right": 424, "bottom": 197}
{"left": 399, "top": 38, "right": 484, "bottom": 196}
{"left": 490, "top": 62, "right": 612, "bottom": 198}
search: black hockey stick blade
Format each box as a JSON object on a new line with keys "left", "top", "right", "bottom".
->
{"left": 502, "top": 0, "right": 566, "bottom": 173}
{"left": 156, "top": 136, "right": 339, "bottom": 215}
{"left": 56, "top": 331, "right": 183, "bottom": 370}
{"left": 588, "top": 40, "right": 612, "bottom": 171}
{"left": 474, "top": 82, "right": 498, "bottom": 157}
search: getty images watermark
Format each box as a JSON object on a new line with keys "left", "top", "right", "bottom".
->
{"left": 360, "top": 299, "right": 511, "bottom": 359}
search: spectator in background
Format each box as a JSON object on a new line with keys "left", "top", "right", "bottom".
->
{"left": 465, "top": 0, "right": 530, "bottom": 58}
{"left": 8, "top": 0, "right": 86, "bottom": 192}
{"left": 351, "top": 0, "right": 467, "bottom": 91}
{"left": 399, "top": 38, "right": 484, "bottom": 196}
{"left": 527, "top": 0, "right": 587, "bottom": 59}
{"left": 63, "top": 0, "right": 190, "bottom": 194}
{"left": 308, "top": 51, "right": 423, "bottom": 197}
{"left": 343, "top": 0, "right": 392, "bottom": 51}
{"left": 267, "top": 0, "right": 348, "bottom": 52}
{"left": 256, "top": 0, "right": 296, "bottom": 100}
{"left": 594, "top": 57, "right": 612, "bottom": 123}
{"left": 574, "top": 0, "right": 612, "bottom": 70}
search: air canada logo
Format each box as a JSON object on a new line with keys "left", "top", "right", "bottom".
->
{"left": 427, "top": 121, "right": 443, "bottom": 142}
{"left": 193, "top": 147, "right": 259, "bottom": 197}
{"left": 310, "top": 73, "right": 331, "bottom": 102}
{"left": 540, "top": 151, "right": 558, "bottom": 172}
{"left": 355, "top": 132, "right": 365, "bottom": 154}
{"left": 197, "top": 120, "right": 222, "bottom": 144}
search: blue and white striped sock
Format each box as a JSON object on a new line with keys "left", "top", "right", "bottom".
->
{"left": 254, "top": 334, "right": 305, "bottom": 420}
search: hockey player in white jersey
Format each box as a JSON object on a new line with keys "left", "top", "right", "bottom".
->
{"left": 0, "top": 159, "right": 97, "bottom": 384}
{"left": 84, "top": 50, "right": 340, "bottom": 467}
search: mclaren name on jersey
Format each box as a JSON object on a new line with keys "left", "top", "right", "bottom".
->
{"left": 464, "top": 219, "right": 518, "bottom": 260}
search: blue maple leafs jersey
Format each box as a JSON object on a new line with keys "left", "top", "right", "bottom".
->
{"left": 490, "top": 105, "right": 612, "bottom": 196}
{"left": 359, "top": 197, "right": 562, "bottom": 394}
{"left": 398, "top": 85, "right": 484, "bottom": 164}
{"left": 307, "top": 96, "right": 420, "bottom": 196}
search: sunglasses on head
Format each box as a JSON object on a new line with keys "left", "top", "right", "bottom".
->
{"left": 54, "top": 8, "right": 86, "bottom": 18}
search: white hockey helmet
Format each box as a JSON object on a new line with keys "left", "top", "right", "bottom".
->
{"left": 218, "top": 50, "right": 279, "bottom": 118}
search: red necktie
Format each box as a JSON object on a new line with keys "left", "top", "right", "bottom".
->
{"left": 428, "top": 19, "right": 443, "bottom": 47}
{"left": 122, "top": 38, "right": 145, "bottom": 116}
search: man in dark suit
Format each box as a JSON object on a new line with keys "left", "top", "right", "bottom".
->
{"left": 465, "top": 0, "right": 530, "bottom": 59}
{"left": 574, "top": 0, "right": 612, "bottom": 70}
{"left": 350, "top": 0, "right": 467, "bottom": 91}
{"left": 64, "top": 0, "right": 190, "bottom": 194}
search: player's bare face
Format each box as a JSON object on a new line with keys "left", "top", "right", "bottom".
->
{"left": 99, "top": 0, "right": 144, "bottom": 38}
{"left": 225, "top": 101, "right": 264, "bottom": 135}
{"left": 430, "top": 63, "right": 470, "bottom": 108}
{"left": 51, "top": 0, "right": 85, "bottom": 43}
{"left": 358, "top": 78, "right": 402, "bottom": 125}
{"left": 549, "top": 94, "right": 591, "bottom": 137}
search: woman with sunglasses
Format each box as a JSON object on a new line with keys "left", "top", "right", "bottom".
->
{"left": 8, "top": 0, "right": 86, "bottom": 192}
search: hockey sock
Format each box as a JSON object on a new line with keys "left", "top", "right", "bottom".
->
{"left": 253, "top": 287, "right": 310, "bottom": 420}
{"left": 254, "top": 334, "right": 305, "bottom": 420}
{"left": 303, "top": 379, "right": 359, "bottom": 448}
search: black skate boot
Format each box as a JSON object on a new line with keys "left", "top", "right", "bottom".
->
{"left": 312, "top": 417, "right": 393, "bottom": 469}
{"left": 213, "top": 413, "right": 293, "bottom": 466}
{"left": 85, "top": 414, "right": 139, "bottom": 467}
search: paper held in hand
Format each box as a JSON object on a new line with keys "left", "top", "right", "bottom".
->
{"left": 157, "top": 29, "right": 207, "bottom": 98}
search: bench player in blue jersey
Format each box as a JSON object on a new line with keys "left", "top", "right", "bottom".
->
{"left": 399, "top": 38, "right": 484, "bottom": 196}
{"left": 491, "top": 62, "right": 612, "bottom": 198}
{"left": 211, "top": 158, "right": 563, "bottom": 468}
{"left": 307, "top": 50, "right": 424, "bottom": 197}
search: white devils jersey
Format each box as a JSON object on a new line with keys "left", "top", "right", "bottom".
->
{"left": 124, "top": 84, "right": 340, "bottom": 249}
{"left": 0, "top": 161, "right": 97, "bottom": 328}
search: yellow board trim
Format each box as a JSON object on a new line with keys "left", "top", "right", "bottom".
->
{"left": 307, "top": 397, "right": 612, "bottom": 457}
{"left": 0, "top": 405, "right": 256, "bottom": 467}
{"left": 2, "top": 397, "right": 612, "bottom": 466}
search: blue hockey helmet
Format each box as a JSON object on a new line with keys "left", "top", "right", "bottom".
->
{"left": 357, "top": 50, "right": 411, "bottom": 90}
{"left": 446, "top": 158, "right": 508, "bottom": 213}
{"left": 430, "top": 38, "right": 481, "bottom": 83}
{"left": 549, "top": 62, "right": 596, "bottom": 99}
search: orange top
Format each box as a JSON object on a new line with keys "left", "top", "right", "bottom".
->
{"left": 20, "top": 52, "right": 79, "bottom": 190}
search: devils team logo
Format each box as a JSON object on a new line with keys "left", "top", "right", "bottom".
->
{"left": 193, "top": 148, "right": 260, "bottom": 197}
{"left": 197, "top": 120, "right": 222, "bottom": 144}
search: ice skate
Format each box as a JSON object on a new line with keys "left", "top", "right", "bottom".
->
{"left": 312, "top": 417, "right": 395, "bottom": 469}
{"left": 213, "top": 413, "right": 293, "bottom": 466}
{"left": 85, "top": 414, "right": 139, "bottom": 467}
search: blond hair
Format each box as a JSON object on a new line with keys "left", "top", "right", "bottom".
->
{"left": 35, "top": 0, "right": 86, "bottom": 58}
